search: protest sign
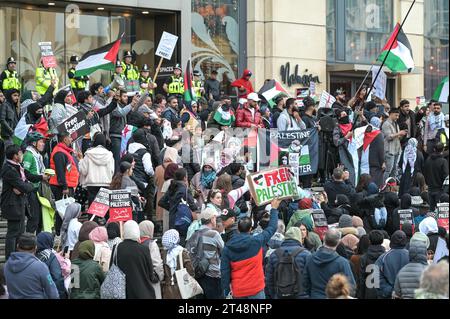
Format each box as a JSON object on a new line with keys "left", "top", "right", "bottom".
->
{"left": 371, "top": 66, "right": 387, "bottom": 100}
{"left": 398, "top": 209, "right": 414, "bottom": 232}
{"left": 87, "top": 188, "right": 111, "bottom": 218}
{"left": 56, "top": 111, "right": 90, "bottom": 141}
{"left": 247, "top": 167, "right": 299, "bottom": 206}
{"left": 311, "top": 209, "right": 328, "bottom": 240}
{"left": 318, "top": 91, "right": 336, "bottom": 109}
{"left": 437, "top": 203, "right": 449, "bottom": 232}
{"left": 309, "top": 81, "right": 316, "bottom": 96}
{"left": 156, "top": 31, "right": 179, "bottom": 60}
{"left": 38, "top": 42, "right": 57, "bottom": 68}
{"left": 108, "top": 190, "right": 133, "bottom": 223}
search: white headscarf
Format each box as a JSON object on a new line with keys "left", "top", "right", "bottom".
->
{"left": 419, "top": 217, "right": 439, "bottom": 235}
{"left": 402, "top": 138, "right": 418, "bottom": 175}
{"left": 123, "top": 220, "right": 140, "bottom": 242}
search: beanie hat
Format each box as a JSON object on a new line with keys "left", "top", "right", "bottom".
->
{"left": 338, "top": 214, "right": 353, "bottom": 228}
{"left": 390, "top": 230, "right": 407, "bottom": 249}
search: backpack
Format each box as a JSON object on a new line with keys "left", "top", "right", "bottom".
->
{"left": 174, "top": 193, "right": 193, "bottom": 235}
{"left": 371, "top": 207, "right": 387, "bottom": 229}
{"left": 274, "top": 247, "right": 305, "bottom": 299}
{"left": 100, "top": 244, "right": 126, "bottom": 299}
{"left": 185, "top": 228, "right": 211, "bottom": 279}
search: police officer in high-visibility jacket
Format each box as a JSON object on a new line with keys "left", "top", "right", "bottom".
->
{"left": 111, "top": 60, "right": 126, "bottom": 83}
{"left": 192, "top": 70, "right": 204, "bottom": 99}
{"left": 139, "top": 63, "right": 157, "bottom": 97}
{"left": 68, "top": 55, "right": 88, "bottom": 98}
{"left": 163, "top": 63, "right": 184, "bottom": 101}
{"left": 0, "top": 57, "right": 21, "bottom": 92}
{"left": 121, "top": 50, "right": 139, "bottom": 81}
{"left": 35, "top": 59, "right": 59, "bottom": 96}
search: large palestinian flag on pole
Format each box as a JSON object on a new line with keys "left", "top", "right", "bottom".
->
{"left": 258, "top": 80, "right": 290, "bottom": 108}
{"left": 377, "top": 23, "right": 415, "bottom": 73}
{"left": 183, "top": 60, "right": 196, "bottom": 104}
{"left": 433, "top": 77, "right": 449, "bottom": 102}
{"left": 75, "top": 37, "right": 123, "bottom": 77}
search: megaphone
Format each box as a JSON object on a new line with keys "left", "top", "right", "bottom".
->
{"left": 104, "top": 75, "right": 125, "bottom": 94}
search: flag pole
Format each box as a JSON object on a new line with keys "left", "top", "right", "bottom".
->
{"left": 365, "top": 0, "right": 416, "bottom": 100}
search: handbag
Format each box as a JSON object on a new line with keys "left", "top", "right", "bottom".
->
{"left": 100, "top": 244, "right": 126, "bottom": 299}
{"left": 175, "top": 250, "right": 203, "bottom": 299}
{"left": 55, "top": 195, "right": 76, "bottom": 219}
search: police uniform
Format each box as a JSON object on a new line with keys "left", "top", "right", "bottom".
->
{"left": 35, "top": 64, "right": 58, "bottom": 96}
{"left": 139, "top": 63, "right": 155, "bottom": 96}
{"left": 68, "top": 55, "right": 88, "bottom": 97}
{"left": 111, "top": 60, "right": 127, "bottom": 83}
{"left": 121, "top": 50, "right": 139, "bottom": 81}
{"left": 192, "top": 70, "right": 203, "bottom": 99}
{"left": 0, "top": 57, "right": 21, "bottom": 91}
{"left": 165, "top": 63, "right": 184, "bottom": 98}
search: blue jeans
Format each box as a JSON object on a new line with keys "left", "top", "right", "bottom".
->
{"left": 234, "top": 290, "right": 266, "bottom": 299}
{"left": 383, "top": 153, "right": 400, "bottom": 182}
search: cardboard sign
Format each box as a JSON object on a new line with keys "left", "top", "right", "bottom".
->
{"left": 38, "top": 42, "right": 57, "bottom": 68}
{"left": 398, "top": 209, "right": 414, "bottom": 232}
{"left": 309, "top": 81, "right": 316, "bottom": 96}
{"left": 155, "top": 31, "right": 179, "bottom": 60}
{"left": 108, "top": 190, "right": 133, "bottom": 223}
{"left": 247, "top": 167, "right": 299, "bottom": 206}
{"left": 311, "top": 209, "right": 328, "bottom": 241}
{"left": 437, "top": 203, "right": 449, "bottom": 232}
{"left": 87, "top": 188, "right": 111, "bottom": 218}
{"left": 318, "top": 91, "right": 336, "bottom": 109}
{"left": 56, "top": 111, "right": 90, "bottom": 141}
{"left": 372, "top": 66, "right": 387, "bottom": 100}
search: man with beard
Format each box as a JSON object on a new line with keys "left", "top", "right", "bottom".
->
{"left": 0, "top": 89, "right": 21, "bottom": 147}
{"left": 382, "top": 108, "right": 407, "bottom": 182}
{"left": 398, "top": 99, "right": 416, "bottom": 148}
{"left": 271, "top": 96, "right": 286, "bottom": 129}
{"left": 424, "top": 102, "right": 446, "bottom": 155}
{"left": 277, "top": 97, "right": 306, "bottom": 131}
{"left": 332, "top": 88, "right": 347, "bottom": 111}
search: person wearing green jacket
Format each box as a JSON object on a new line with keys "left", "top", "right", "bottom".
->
{"left": 22, "top": 132, "right": 49, "bottom": 234}
{"left": 70, "top": 240, "right": 105, "bottom": 299}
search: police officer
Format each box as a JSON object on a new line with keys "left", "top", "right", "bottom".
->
{"left": 163, "top": 63, "right": 184, "bottom": 104}
{"left": 35, "top": 59, "right": 59, "bottom": 96}
{"left": 139, "top": 63, "right": 157, "bottom": 97}
{"left": 111, "top": 60, "right": 126, "bottom": 82}
{"left": 68, "top": 55, "right": 89, "bottom": 98}
{"left": 192, "top": 70, "right": 204, "bottom": 99}
{"left": 121, "top": 50, "right": 139, "bottom": 81}
{"left": 0, "top": 57, "right": 21, "bottom": 92}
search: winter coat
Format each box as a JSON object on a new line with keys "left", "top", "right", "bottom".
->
{"left": 374, "top": 248, "right": 410, "bottom": 299}
{"left": 36, "top": 249, "right": 68, "bottom": 299}
{"left": 357, "top": 244, "right": 386, "bottom": 299}
{"left": 323, "top": 180, "right": 355, "bottom": 208}
{"left": 235, "top": 104, "right": 263, "bottom": 128}
{"left": 382, "top": 118, "right": 402, "bottom": 156}
{"left": 424, "top": 153, "right": 449, "bottom": 192}
{"left": 79, "top": 145, "right": 114, "bottom": 187}
{"left": 265, "top": 239, "right": 311, "bottom": 299}
{"left": 109, "top": 103, "right": 132, "bottom": 137}
{"left": 4, "top": 252, "right": 59, "bottom": 299}
{"left": 70, "top": 258, "right": 105, "bottom": 299}
{"left": 0, "top": 94, "right": 20, "bottom": 138}
{"left": 129, "top": 142, "right": 154, "bottom": 185}
{"left": 142, "top": 238, "right": 165, "bottom": 299}
{"left": 221, "top": 209, "right": 279, "bottom": 298}
{"left": 48, "top": 103, "right": 78, "bottom": 134}
{"left": 303, "top": 246, "right": 356, "bottom": 299}
{"left": 358, "top": 194, "right": 386, "bottom": 232}
{"left": 393, "top": 241, "right": 428, "bottom": 299}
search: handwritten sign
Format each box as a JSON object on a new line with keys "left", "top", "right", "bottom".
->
{"left": 247, "top": 167, "right": 299, "bottom": 206}
{"left": 87, "top": 188, "right": 111, "bottom": 218}
{"left": 108, "top": 190, "right": 133, "bottom": 223}
{"left": 56, "top": 111, "right": 90, "bottom": 141}
{"left": 437, "top": 203, "right": 449, "bottom": 233}
{"left": 155, "top": 32, "right": 179, "bottom": 60}
{"left": 318, "top": 91, "right": 336, "bottom": 109}
{"left": 38, "top": 42, "right": 57, "bottom": 68}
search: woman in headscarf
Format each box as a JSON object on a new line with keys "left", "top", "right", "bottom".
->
{"left": 419, "top": 217, "right": 440, "bottom": 259}
{"left": 190, "top": 158, "right": 217, "bottom": 208}
{"left": 106, "top": 222, "right": 122, "bottom": 249}
{"left": 398, "top": 138, "right": 424, "bottom": 197}
{"left": 217, "top": 148, "right": 234, "bottom": 175}
{"left": 160, "top": 229, "right": 195, "bottom": 299}
{"left": 88, "top": 226, "right": 111, "bottom": 272}
{"left": 60, "top": 202, "right": 82, "bottom": 254}
{"left": 111, "top": 220, "right": 159, "bottom": 299}
{"left": 180, "top": 101, "right": 201, "bottom": 135}
{"left": 36, "top": 232, "right": 67, "bottom": 299}
{"left": 70, "top": 221, "right": 99, "bottom": 261}
{"left": 70, "top": 240, "right": 105, "bottom": 299}
{"left": 139, "top": 220, "right": 164, "bottom": 299}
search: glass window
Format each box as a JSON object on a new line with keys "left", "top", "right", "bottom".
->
{"left": 424, "top": 0, "right": 449, "bottom": 99}
{"left": 191, "top": 0, "right": 240, "bottom": 96}
{"left": 326, "top": 0, "right": 336, "bottom": 61}
{"left": 0, "top": 7, "right": 19, "bottom": 78}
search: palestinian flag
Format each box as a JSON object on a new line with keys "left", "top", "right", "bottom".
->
{"left": 120, "top": 125, "right": 137, "bottom": 157}
{"left": 299, "top": 145, "right": 310, "bottom": 166}
{"left": 75, "top": 37, "right": 123, "bottom": 77}
{"left": 433, "top": 77, "right": 449, "bottom": 102}
{"left": 213, "top": 106, "right": 235, "bottom": 126}
{"left": 377, "top": 23, "right": 414, "bottom": 73}
{"left": 13, "top": 115, "right": 32, "bottom": 146}
{"left": 183, "top": 60, "right": 196, "bottom": 104}
{"left": 258, "top": 80, "right": 289, "bottom": 108}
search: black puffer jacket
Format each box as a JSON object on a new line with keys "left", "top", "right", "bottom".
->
{"left": 393, "top": 241, "right": 427, "bottom": 299}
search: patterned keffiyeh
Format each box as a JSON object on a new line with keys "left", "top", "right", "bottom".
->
{"left": 402, "top": 138, "right": 418, "bottom": 175}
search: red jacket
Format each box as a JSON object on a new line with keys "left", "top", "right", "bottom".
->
{"left": 235, "top": 104, "right": 263, "bottom": 128}
{"left": 231, "top": 69, "right": 254, "bottom": 98}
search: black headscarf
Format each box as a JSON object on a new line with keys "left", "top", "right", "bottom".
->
{"left": 106, "top": 222, "right": 121, "bottom": 240}
{"left": 400, "top": 194, "right": 412, "bottom": 209}
{"left": 54, "top": 89, "right": 69, "bottom": 105}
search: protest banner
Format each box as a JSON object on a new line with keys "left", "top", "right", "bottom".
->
{"left": 108, "top": 190, "right": 133, "bottom": 223}
{"left": 154, "top": 31, "right": 179, "bottom": 81}
{"left": 437, "top": 203, "right": 449, "bottom": 232}
{"left": 87, "top": 188, "right": 111, "bottom": 219}
{"left": 56, "top": 111, "right": 90, "bottom": 141}
{"left": 246, "top": 167, "right": 299, "bottom": 206}
{"left": 318, "top": 91, "right": 336, "bottom": 109}
{"left": 371, "top": 66, "right": 387, "bottom": 100}
{"left": 38, "top": 42, "right": 57, "bottom": 68}
{"left": 398, "top": 209, "right": 414, "bottom": 232}
{"left": 311, "top": 209, "right": 328, "bottom": 240}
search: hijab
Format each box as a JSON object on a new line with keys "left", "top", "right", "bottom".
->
{"left": 78, "top": 240, "right": 95, "bottom": 260}
{"left": 162, "top": 229, "right": 184, "bottom": 275}
{"left": 139, "top": 220, "right": 155, "bottom": 242}
{"left": 89, "top": 226, "right": 108, "bottom": 243}
{"left": 123, "top": 220, "right": 141, "bottom": 242}
{"left": 60, "top": 202, "right": 82, "bottom": 247}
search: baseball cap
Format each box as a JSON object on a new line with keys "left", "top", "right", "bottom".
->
{"left": 247, "top": 92, "right": 261, "bottom": 102}
{"left": 220, "top": 208, "right": 237, "bottom": 221}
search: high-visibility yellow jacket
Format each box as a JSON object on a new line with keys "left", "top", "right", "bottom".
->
{"left": 35, "top": 67, "right": 58, "bottom": 95}
{"left": 1, "top": 70, "right": 21, "bottom": 91}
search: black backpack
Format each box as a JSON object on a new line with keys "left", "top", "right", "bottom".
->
{"left": 185, "top": 228, "right": 211, "bottom": 279}
{"left": 274, "top": 247, "right": 305, "bottom": 299}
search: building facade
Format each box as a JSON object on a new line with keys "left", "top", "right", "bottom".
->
{"left": 0, "top": 0, "right": 448, "bottom": 105}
